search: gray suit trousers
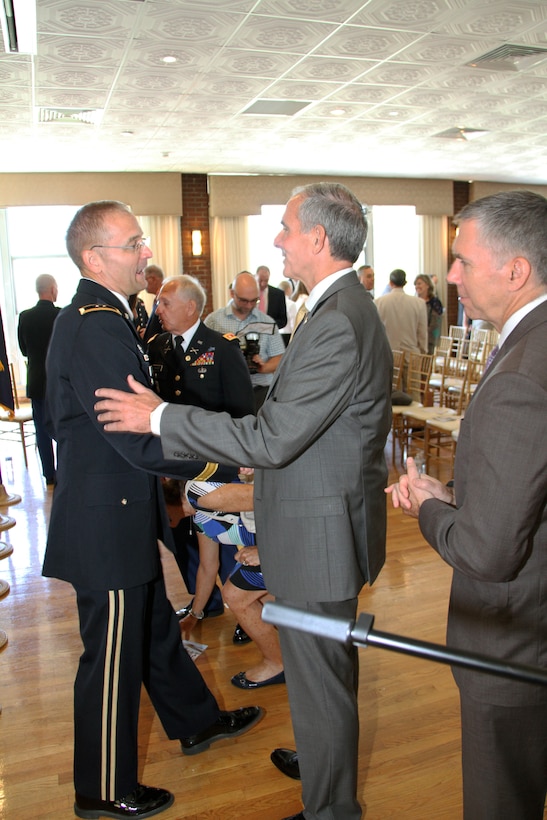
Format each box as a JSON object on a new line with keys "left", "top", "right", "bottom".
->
{"left": 277, "top": 597, "right": 362, "bottom": 820}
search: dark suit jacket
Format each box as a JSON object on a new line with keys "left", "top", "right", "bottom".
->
{"left": 17, "top": 300, "right": 61, "bottom": 398}
{"left": 142, "top": 302, "right": 162, "bottom": 343}
{"left": 419, "top": 300, "right": 547, "bottom": 706}
{"left": 264, "top": 284, "right": 287, "bottom": 330}
{"left": 43, "top": 279, "right": 234, "bottom": 591}
{"left": 148, "top": 322, "right": 253, "bottom": 416}
{"left": 160, "top": 271, "right": 393, "bottom": 602}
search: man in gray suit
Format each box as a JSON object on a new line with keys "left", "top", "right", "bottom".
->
{"left": 387, "top": 190, "right": 547, "bottom": 819}
{"left": 96, "top": 182, "right": 393, "bottom": 820}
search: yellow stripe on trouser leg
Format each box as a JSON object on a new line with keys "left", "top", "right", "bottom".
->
{"left": 101, "top": 590, "right": 125, "bottom": 801}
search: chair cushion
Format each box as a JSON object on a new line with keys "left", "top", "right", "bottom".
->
{"left": 391, "top": 390, "right": 413, "bottom": 406}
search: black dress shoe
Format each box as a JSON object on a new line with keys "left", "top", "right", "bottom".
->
{"left": 231, "top": 670, "right": 285, "bottom": 689}
{"left": 180, "top": 705, "right": 264, "bottom": 755}
{"left": 74, "top": 783, "right": 173, "bottom": 818}
{"left": 232, "top": 623, "right": 252, "bottom": 644}
{"left": 175, "top": 601, "right": 224, "bottom": 620}
{"left": 271, "top": 748, "right": 301, "bottom": 780}
{"left": 280, "top": 813, "right": 305, "bottom": 820}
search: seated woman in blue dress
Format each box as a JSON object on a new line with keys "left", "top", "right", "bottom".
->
{"left": 179, "top": 475, "right": 285, "bottom": 690}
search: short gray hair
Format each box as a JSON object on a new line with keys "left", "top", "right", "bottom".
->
{"left": 36, "top": 273, "right": 57, "bottom": 295}
{"left": 163, "top": 274, "right": 206, "bottom": 315}
{"left": 291, "top": 182, "right": 367, "bottom": 264}
{"left": 454, "top": 190, "right": 547, "bottom": 286}
{"left": 66, "top": 200, "right": 131, "bottom": 270}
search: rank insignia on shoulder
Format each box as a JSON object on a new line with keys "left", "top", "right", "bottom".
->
{"left": 79, "top": 304, "right": 124, "bottom": 317}
{"left": 223, "top": 332, "right": 238, "bottom": 342}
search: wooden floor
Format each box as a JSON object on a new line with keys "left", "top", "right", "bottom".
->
{"left": 0, "top": 437, "right": 475, "bottom": 818}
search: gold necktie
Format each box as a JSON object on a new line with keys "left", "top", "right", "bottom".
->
{"left": 290, "top": 303, "right": 309, "bottom": 341}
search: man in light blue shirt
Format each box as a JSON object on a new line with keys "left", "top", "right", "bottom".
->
{"left": 205, "top": 271, "right": 284, "bottom": 411}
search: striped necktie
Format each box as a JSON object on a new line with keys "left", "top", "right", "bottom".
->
{"left": 290, "top": 303, "right": 309, "bottom": 341}
{"left": 484, "top": 344, "right": 499, "bottom": 371}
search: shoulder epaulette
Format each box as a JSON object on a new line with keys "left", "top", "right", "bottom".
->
{"left": 223, "top": 332, "right": 238, "bottom": 342}
{"left": 79, "top": 304, "right": 124, "bottom": 317}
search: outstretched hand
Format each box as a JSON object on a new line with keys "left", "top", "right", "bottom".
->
{"left": 95, "top": 374, "right": 162, "bottom": 434}
{"left": 385, "top": 457, "right": 454, "bottom": 518}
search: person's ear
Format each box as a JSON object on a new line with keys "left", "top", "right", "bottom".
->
{"left": 312, "top": 224, "right": 327, "bottom": 253}
{"left": 82, "top": 247, "right": 102, "bottom": 274}
{"left": 508, "top": 256, "right": 531, "bottom": 290}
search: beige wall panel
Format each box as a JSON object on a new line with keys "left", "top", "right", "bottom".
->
{"left": 209, "top": 175, "right": 454, "bottom": 216}
{"left": 0, "top": 173, "right": 183, "bottom": 214}
{"left": 471, "top": 181, "right": 547, "bottom": 200}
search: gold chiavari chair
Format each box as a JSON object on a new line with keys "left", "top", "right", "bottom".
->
{"left": 391, "top": 352, "right": 433, "bottom": 465}
{"left": 0, "top": 364, "right": 35, "bottom": 468}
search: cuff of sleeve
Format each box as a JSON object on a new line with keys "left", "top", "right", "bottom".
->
{"left": 150, "top": 402, "right": 168, "bottom": 436}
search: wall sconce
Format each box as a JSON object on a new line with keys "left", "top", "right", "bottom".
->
{"left": 191, "top": 229, "right": 203, "bottom": 256}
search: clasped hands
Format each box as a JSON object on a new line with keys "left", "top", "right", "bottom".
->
{"left": 385, "top": 457, "right": 455, "bottom": 517}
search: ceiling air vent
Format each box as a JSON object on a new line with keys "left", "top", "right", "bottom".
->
{"left": 467, "top": 44, "right": 547, "bottom": 72}
{"left": 242, "top": 100, "right": 310, "bottom": 116}
{"left": 36, "top": 107, "right": 104, "bottom": 125}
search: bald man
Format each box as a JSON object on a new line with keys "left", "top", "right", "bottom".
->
{"left": 17, "top": 273, "right": 60, "bottom": 485}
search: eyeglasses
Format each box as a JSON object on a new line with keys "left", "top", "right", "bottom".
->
{"left": 90, "top": 237, "right": 150, "bottom": 253}
{"left": 233, "top": 292, "right": 259, "bottom": 305}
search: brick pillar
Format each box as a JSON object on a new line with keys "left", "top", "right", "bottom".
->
{"left": 446, "top": 181, "right": 471, "bottom": 329}
{"left": 181, "top": 173, "right": 213, "bottom": 315}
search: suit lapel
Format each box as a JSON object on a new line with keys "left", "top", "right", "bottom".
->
{"left": 76, "top": 279, "right": 151, "bottom": 379}
{"left": 472, "top": 301, "right": 547, "bottom": 400}
{"left": 267, "top": 271, "right": 358, "bottom": 396}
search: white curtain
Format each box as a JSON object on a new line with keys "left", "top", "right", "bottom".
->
{"left": 210, "top": 216, "right": 250, "bottom": 310}
{"left": 135, "top": 214, "right": 182, "bottom": 311}
{"left": 136, "top": 214, "right": 182, "bottom": 276}
{"left": 418, "top": 214, "right": 449, "bottom": 335}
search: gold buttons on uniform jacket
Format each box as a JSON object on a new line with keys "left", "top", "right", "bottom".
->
{"left": 175, "top": 374, "right": 181, "bottom": 381}
{"left": 175, "top": 390, "right": 181, "bottom": 396}
{"left": 185, "top": 355, "right": 191, "bottom": 361}
{"left": 121, "top": 498, "right": 128, "bottom": 505}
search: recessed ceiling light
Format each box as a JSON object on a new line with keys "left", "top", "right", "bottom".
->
{"left": 388, "top": 110, "right": 400, "bottom": 117}
{"left": 330, "top": 108, "right": 346, "bottom": 116}
{"left": 161, "top": 55, "right": 177, "bottom": 64}
{"left": 121, "top": 130, "right": 134, "bottom": 137}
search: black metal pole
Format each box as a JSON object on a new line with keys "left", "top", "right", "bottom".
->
{"left": 262, "top": 602, "right": 547, "bottom": 687}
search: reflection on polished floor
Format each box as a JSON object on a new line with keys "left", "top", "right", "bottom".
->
{"left": 0, "top": 436, "right": 479, "bottom": 819}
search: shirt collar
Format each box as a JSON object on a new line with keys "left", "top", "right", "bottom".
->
{"left": 498, "top": 293, "right": 547, "bottom": 349}
{"left": 171, "top": 317, "right": 201, "bottom": 349}
{"left": 111, "top": 291, "right": 132, "bottom": 316}
{"left": 305, "top": 267, "right": 354, "bottom": 313}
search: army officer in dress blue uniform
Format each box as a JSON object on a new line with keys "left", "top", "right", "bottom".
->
{"left": 148, "top": 275, "right": 254, "bottom": 632}
{"left": 43, "top": 201, "right": 262, "bottom": 820}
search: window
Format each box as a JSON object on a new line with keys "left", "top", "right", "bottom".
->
{"left": 248, "top": 203, "right": 418, "bottom": 296}
{"left": 369, "top": 206, "right": 419, "bottom": 295}
{"left": 6, "top": 206, "right": 80, "bottom": 313}
{"left": 1, "top": 205, "right": 81, "bottom": 387}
